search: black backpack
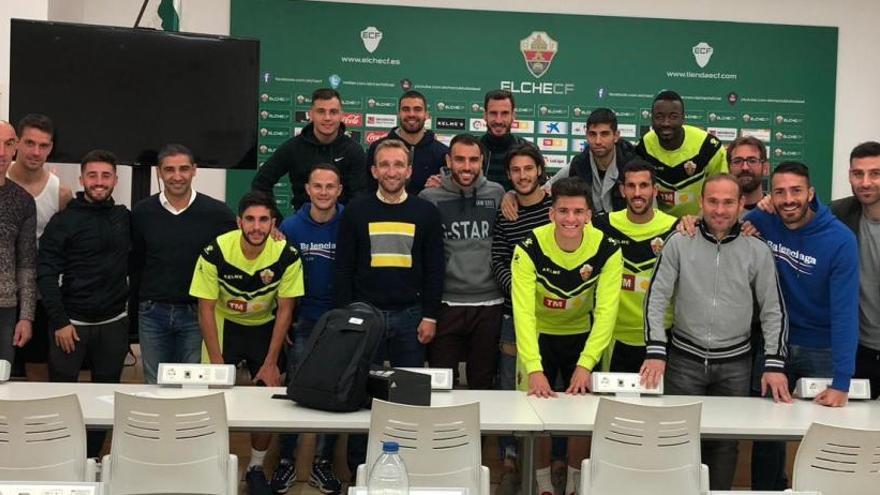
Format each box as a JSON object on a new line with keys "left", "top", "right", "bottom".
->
{"left": 287, "top": 302, "right": 384, "bottom": 411}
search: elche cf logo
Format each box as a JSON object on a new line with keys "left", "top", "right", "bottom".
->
{"left": 361, "top": 26, "right": 383, "bottom": 53}
{"left": 520, "top": 31, "right": 558, "bottom": 78}
{"left": 692, "top": 41, "right": 713, "bottom": 68}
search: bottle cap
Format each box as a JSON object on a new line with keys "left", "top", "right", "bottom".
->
{"left": 381, "top": 441, "right": 400, "bottom": 453}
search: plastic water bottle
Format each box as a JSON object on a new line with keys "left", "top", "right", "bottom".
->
{"left": 368, "top": 441, "right": 409, "bottom": 495}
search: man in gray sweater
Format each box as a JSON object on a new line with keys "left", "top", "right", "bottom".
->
{"left": 640, "top": 174, "right": 790, "bottom": 491}
{"left": 420, "top": 133, "right": 505, "bottom": 389}
{"left": 0, "top": 121, "right": 37, "bottom": 365}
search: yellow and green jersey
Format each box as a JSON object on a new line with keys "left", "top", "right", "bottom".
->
{"left": 635, "top": 125, "right": 727, "bottom": 217}
{"left": 511, "top": 223, "right": 622, "bottom": 375}
{"left": 189, "top": 230, "right": 304, "bottom": 331}
{"left": 594, "top": 210, "right": 678, "bottom": 346}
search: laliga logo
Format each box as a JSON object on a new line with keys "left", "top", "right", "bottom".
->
{"left": 361, "top": 26, "right": 383, "bottom": 53}
{"left": 692, "top": 41, "right": 713, "bottom": 68}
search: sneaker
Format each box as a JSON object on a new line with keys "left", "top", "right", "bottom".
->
{"left": 309, "top": 459, "right": 342, "bottom": 494}
{"left": 270, "top": 460, "right": 297, "bottom": 494}
{"left": 246, "top": 466, "right": 273, "bottom": 495}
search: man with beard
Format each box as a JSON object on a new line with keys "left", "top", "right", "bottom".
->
{"left": 745, "top": 162, "right": 859, "bottom": 407}
{"left": 727, "top": 136, "right": 769, "bottom": 212}
{"left": 641, "top": 174, "right": 789, "bottom": 491}
{"left": 0, "top": 121, "right": 36, "bottom": 371}
{"left": 367, "top": 90, "right": 447, "bottom": 194}
{"left": 336, "top": 139, "right": 444, "bottom": 476}
{"left": 252, "top": 88, "right": 366, "bottom": 209}
{"left": 592, "top": 159, "right": 678, "bottom": 372}
{"left": 419, "top": 134, "right": 505, "bottom": 389}
{"left": 190, "top": 191, "right": 304, "bottom": 495}
{"left": 832, "top": 142, "right": 880, "bottom": 398}
{"left": 480, "top": 90, "right": 533, "bottom": 190}
{"left": 38, "top": 149, "right": 130, "bottom": 457}
{"left": 491, "top": 144, "right": 553, "bottom": 492}
{"left": 7, "top": 114, "right": 71, "bottom": 380}
{"left": 635, "top": 90, "right": 727, "bottom": 217}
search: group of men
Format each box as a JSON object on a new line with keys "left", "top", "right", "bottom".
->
{"left": 0, "top": 84, "right": 876, "bottom": 495}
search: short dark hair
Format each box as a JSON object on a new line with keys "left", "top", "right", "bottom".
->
{"left": 621, "top": 158, "right": 656, "bottom": 185}
{"left": 551, "top": 177, "right": 593, "bottom": 211}
{"left": 238, "top": 190, "right": 277, "bottom": 217}
{"left": 157, "top": 143, "right": 195, "bottom": 166}
{"left": 80, "top": 149, "right": 117, "bottom": 172}
{"left": 850, "top": 141, "right": 880, "bottom": 162}
{"left": 16, "top": 113, "right": 54, "bottom": 138}
{"left": 701, "top": 173, "right": 742, "bottom": 198}
{"left": 586, "top": 108, "right": 618, "bottom": 132}
{"left": 727, "top": 136, "right": 767, "bottom": 163}
{"left": 771, "top": 161, "right": 811, "bottom": 188}
{"left": 311, "top": 88, "right": 341, "bottom": 104}
{"left": 652, "top": 90, "right": 685, "bottom": 112}
{"left": 448, "top": 133, "right": 484, "bottom": 156}
{"left": 399, "top": 90, "right": 427, "bottom": 108}
{"left": 505, "top": 143, "right": 545, "bottom": 173}
{"left": 308, "top": 162, "right": 342, "bottom": 182}
{"left": 484, "top": 89, "right": 515, "bottom": 111}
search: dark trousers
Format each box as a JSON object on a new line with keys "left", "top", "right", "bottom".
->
{"left": 665, "top": 348, "right": 751, "bottom": 491}
{"left": 609, "top": 341, "right": 646, "bottom": 373}
{"left": 855, "top": 344, "right": 880, "bottom": 399}
{"left": 429, "top": 304, "right": 503, "bottom": 389}
{"left": 48, "top": 318, "right": 129, "bottom": 457}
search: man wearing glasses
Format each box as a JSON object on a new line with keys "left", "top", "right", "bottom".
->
{"left": 727, "top": 136, "right": 769, "bottom": 213}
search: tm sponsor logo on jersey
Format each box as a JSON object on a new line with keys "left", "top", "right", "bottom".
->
{"left": 543, "top": 296, "right": 567, "bottom": 309}
{"left": 435, "top": 118, "right": 465, "bottom": 130}
{"left": 765, "top": 240, "right": 817, "bottom": 275}
{"left": 539, "top": 121, "right": 569, "bottom": 135}
{"left": 365, "top": 114, "right": 397, "bottom": 128}
{"left": 539, "top": 138, "right": 568, "bottom": 152}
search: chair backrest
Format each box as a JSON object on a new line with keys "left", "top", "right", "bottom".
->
{"left": 589, "top": 398, "right": 703, "bottom": 495}
{"left": 106, "top": 392, "right": 231, "bottom": 495}
{"left": 365, "top": 400, "right": 481, "bottom": 494}
{"left": 0, "top": 394, "right": 90, "bottom": 481}
{"left": 793, "top": 422, "right": 880, "bottom": 495}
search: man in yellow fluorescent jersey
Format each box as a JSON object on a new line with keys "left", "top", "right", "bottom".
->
{"left": 189, "top": 190, "right": 304, "bottom": 495}
{"left": 592, "top": 158, "right": 678, "bottom": 372}
{"left": 511, "top": 176, "right": 622, "bottom": 495}
{"left": 635, "top": 90, "right": 727, "bottom": 217}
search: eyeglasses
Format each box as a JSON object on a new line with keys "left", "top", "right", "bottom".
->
{"left": 730, "top": 157, "right": 765, "bottom": 167}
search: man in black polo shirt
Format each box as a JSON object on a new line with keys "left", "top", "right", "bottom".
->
{"left": 131, "top": 143, "right": 236, "bottom": 384}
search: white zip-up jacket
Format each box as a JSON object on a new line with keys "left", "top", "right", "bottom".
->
{"left": 644, "top": 222, "right": 788, "bottom": 371}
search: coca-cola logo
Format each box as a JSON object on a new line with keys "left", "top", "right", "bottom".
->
{"left": 343, "top": 113, "right": 363, "bottom": 127}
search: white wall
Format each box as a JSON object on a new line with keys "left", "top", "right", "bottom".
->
{"left": 4, "top": 0, "right": 879, "bottom": 202}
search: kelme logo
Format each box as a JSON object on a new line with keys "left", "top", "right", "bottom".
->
{"left": 692, "top": 41, "right": 713, "bottom": 68}
{"left": 361, "top": 26, "right": 383, "bottom": 53}
{"left": 520, "top": 31, "right": 558, "bottom": 78}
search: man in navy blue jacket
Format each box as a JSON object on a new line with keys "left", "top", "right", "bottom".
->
{"left": 747, "top": 161, "right": 859, "bottom": 489}
{"left": 273, "top": 163, "right": 345, "bottom": 495}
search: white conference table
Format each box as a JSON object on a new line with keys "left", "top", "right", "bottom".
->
{"left": 527, "top": 393, "right": 880, "bottom": 439}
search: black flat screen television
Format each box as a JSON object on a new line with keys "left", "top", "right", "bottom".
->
{"left": 9, "top": 19, "right": 259, "bottom": 169}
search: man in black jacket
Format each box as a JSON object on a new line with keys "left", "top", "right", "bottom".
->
{"left": 832, "top": 141, "right": 880, "bottom": 399}
{"left": 480, "top": 89, "right": 533, "bottom": 190}
{"left": 367, "top": 90, "right": 448, "bottom": 194}
{"left": 38, "top": 149, "right": 130, "bottom": 456}
{"left": 252, "top": 88, "right": 366, "bottom": 209}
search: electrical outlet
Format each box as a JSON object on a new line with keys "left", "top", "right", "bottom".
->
{"left": 591, "top": 372, "right": 663, "bottom": 395}
{"left": 397, "top": 367, "right": 453, "bottom": 390}
{"left": 793, "top": 378, "right": 871, "bottom": 400}
{"left": 157, "top": 363, "right": 235, "bottom": 388}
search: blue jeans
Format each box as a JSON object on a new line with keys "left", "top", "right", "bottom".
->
{"left": 752, "top": 344, "right": 833, "bottom": 490}
{"left": 348, "top": 304, "right": 426, "bottom": 474}
{"left": 665, "top": 348, "right": 751, "bottom": 491}
{"left": 138, "top": 301, "right": 202, "bottom": 385}
{"left": 497, "top": 315, "right": 518, "bottom": 460}
{"left": 280, "top": 316, "right": 338, "bottom": 461}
